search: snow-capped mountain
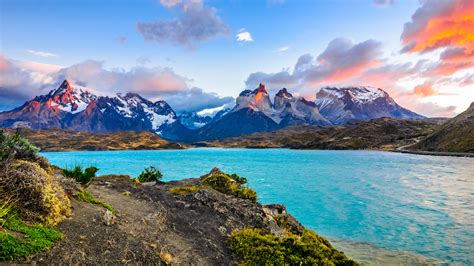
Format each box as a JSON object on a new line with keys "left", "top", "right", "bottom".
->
{"left": 0, "top": 80, "right": 189, "bottom": 140}
{"left": 314, "top": 86, "right": 424, "bottom": 124}
{"left": 233, "top": 83, "right": 329, "bottom": 126}
{"left": 178, "top": 106, "right": 231, "bottom": 130}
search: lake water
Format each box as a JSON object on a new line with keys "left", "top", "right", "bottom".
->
{"left": 42, "top": 149, "right": 474, "bottom": 264}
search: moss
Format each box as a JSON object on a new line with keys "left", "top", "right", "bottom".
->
{"left": 74, "top": 189, "right": 115, "bottom": 214}
{"left": 0, "top": 212, "right": 62, "bottom": 261}
{"left": 169, "top": 186, "right": 199, "bottom": 195}
{"left": 229, "top": 228, "right": 358, "bottom": 265}
{"left": 201, "top": 173, "right": 257, "bottom": 202}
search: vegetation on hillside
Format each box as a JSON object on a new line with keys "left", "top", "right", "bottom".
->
{"left": 136, "top": 166, "right": 163, "bottom": 183}
{"left": 410, "top": 103, "right": 474, "bottom": 153}
{"left": 74, "top": 189, "right": 115, "bottom": 213}
{"left": 201, "top": 170, "right": 257, "bottom": 202}
{"left": 229, "top": 228, "right": 357, "bottom": 265}
{"left": 63, "top": 165, "right": 99, "bottom": 185}
{"left": 201, "top": 118, "right": 440, "bottom": 150}
{"left": 8, "top": 128, "right": 184, "bottom": 152}
{"left": 0, "top": 130, "right": 70, "bottom": 260}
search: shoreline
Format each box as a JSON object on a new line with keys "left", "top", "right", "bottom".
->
{"left": 39, "top": 145, "right": 474, "bottom": 158}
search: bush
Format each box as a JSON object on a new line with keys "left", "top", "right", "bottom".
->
{"left": 0, "top": 130, "right": 39, "bottom": 162}
{"left": 169, "top": 186, "right": 199, "bottom": 195}
{"left": 229, "top": 173, "right": 248, "bottom": 185}
{"left": 201, "top": 173, "right": 257, "bottom": 202}
{"left": 137, "top": 166, "right": 163, "bottom": 183}
{"left": 229, "top": 228, "right": 358, "bottom": 265}
{"left": 63, "top": 165, "right": 98, "bottom": 185}
{"left": 0, "top": 160, "right": 71, "bottom": 226}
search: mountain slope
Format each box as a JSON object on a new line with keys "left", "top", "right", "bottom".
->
{"left": 315, "top": 87, "right": 424, "bottom": 124}
{"left": 410, "top": 103, "right": 474, "bottom": 153}
{"left": 0, "top": 80, "right": 191, "bottom": 140}
{"left": 200, "top": 118, "right": 439, "bottom": 150}
{"left": 191, "top": 108, "right": 279, "bottom": 141}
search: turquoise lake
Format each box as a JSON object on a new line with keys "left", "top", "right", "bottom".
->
{"left": 42, "top": 149, "right": 474, "bottom": 264}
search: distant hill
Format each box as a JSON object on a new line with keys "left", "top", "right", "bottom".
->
{"left": 410, "top": 103, "right": 474, "bottom": 153}
{"left": 199, "top": 118, "right": 439, "bottom": 150}
{"left": 6, "top": 128, "right": 184, "bottom": 151}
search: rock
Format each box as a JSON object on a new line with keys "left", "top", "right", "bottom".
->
{"left": 103, "top": 210, "right": 115, "bottom": 226}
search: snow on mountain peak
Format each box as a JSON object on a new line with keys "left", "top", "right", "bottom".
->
{"left": 319, "top": 86, "right": 386, "bottom": 104}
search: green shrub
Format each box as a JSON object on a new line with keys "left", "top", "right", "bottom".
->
{"left": 137, "top": 166, "right": 163, "bottom": 183}
{"left": 169, "top": 186, "right": 199, "bottom": 195}
{"left": 74, "top": 189, "right": 115, "bottom": 213}
{"left": 0, "top": 211, "right": 63, "bottom": 261}
{"left": 201, "top": 173, "right": 257, "bottom": 202}
{"left": 229, "top": 173, "right": 248, "bottom": 185}
{"left": 63, "top": 165, "right": 98, "bottom": 185}
{"left": 229, "top": 228, "right": 358, "bottom": 265}
{"left": 0, "top": 130, "right": 39, "bottom": 161}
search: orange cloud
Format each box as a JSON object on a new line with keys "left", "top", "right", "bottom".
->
{"left": 414, "top": 82, "right": 436, "bottom": 97}
{"left": 402, "top": 0, "right": 474, "bottom": 74}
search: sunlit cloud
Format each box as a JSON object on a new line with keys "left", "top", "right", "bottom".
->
{"left": 236, "top": 29, "right": 253, "bottom": 42}
{"left": 401, "top": 0, "right": 474, "bottom": 74}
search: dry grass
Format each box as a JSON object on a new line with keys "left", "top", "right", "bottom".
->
{"left": 0, "top": 159, "right": 71, "bottom": 226}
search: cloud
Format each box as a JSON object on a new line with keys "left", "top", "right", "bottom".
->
{"left": 158, "top": 87, "right": 234, "bottom": 113}
{"left": 401, "top": 0, "right": 474, "bottom": 74}
{"left": 0, "top": 55, "right": 233, "bottom": 113}
{"left": 159, "top": 0, "right": 183, "bottom": 8}
{"left": 115, "top": 36, "right": 128, "bottom": 44}
{"left": 137, "top": 1, "right": 229, "bottom": 49}
{"left": 373, "top": 0, "right": 394, "bottom": 7}
{"left": 27, "top": 49, "right": 57, "bottom": 58}
{"left": 414, "top": 82, "right": 436, "bottom": 97}
{"left": 236, "top": 29, "right": 253, "bottom": 42}
{"left": 276, "top": 46, "right": 289, "bottom": 52}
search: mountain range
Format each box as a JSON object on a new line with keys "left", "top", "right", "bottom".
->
{"left": 0, "top": 80, "right": 424, "bottom": 141}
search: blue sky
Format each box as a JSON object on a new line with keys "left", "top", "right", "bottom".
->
{"left": 1, "top": 0, "right": 473, "bottom": 116}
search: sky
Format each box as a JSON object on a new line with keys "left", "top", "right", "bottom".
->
{"left": 0, "top": 0, "right": 473, "bottom": 116}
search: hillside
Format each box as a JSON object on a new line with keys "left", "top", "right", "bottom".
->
{"left": 200, "top": 118, "right": 439, "bottom": 150}
{"left": 7, "top": 129, "right": 184, "bottom": 151}
{"left": 410, "top": 103, "right": 474, "bottom": 153}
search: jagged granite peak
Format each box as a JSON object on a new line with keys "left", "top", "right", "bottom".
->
{"left": 235, "top": 83, "right": 273, "bottom": 115}
{"left": 275, "top": 88, "right": 293, "bottom": 98}
{"left": 315, "top": 86, "right": 424, "bottom": 124}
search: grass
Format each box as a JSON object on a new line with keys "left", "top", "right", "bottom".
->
{"left": 0, "top": 211, "right": 63, "bottom": 261}
{"left": 169, "top": 186, "right": 199, "bottom": 195}
{"left": 229, "top": 228, "right": 358, "bottom": 265}
{"left": 74, "top": 189, "right": 115, "bottom": 214}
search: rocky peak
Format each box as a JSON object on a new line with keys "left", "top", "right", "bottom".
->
{"left": 275, "top": 88, "right": 292, "bottom": 98}
{"left": 254, "top": 83, "right": 268, "bottom": 94}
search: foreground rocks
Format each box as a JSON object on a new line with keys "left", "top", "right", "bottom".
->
{"left": 24, "top": 169, "right": 354, "bottom": 264}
